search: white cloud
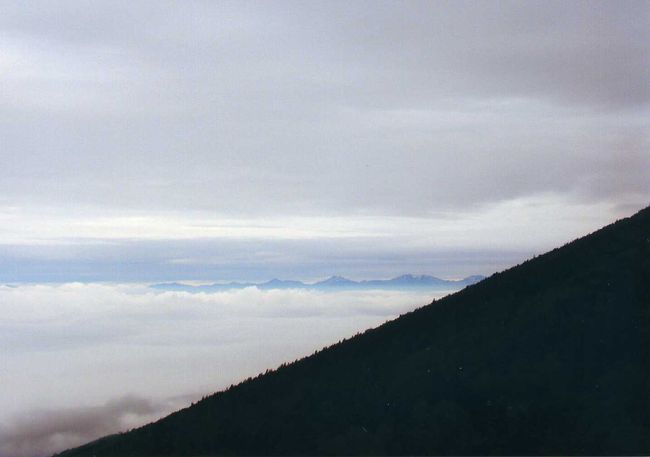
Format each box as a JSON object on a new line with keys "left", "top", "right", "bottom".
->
{"left": 0, "top": 282, "right": 446, "bottom": 457}
{"left": 0, "top": 192, "right": 633, "bottom": 248}
{"left": 0, "top": 395, "right": 185, "bottom": 457}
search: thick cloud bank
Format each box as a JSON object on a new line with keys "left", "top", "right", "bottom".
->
{"left": 0, "top": 283, "right": 447, "bottom": 457}
{"left": 0, "top": 395, "right": 187, "bottom": 457}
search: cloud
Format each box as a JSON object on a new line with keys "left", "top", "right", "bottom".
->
{"left": 0, "top": 1, "right": 647, "bottom": 220}
{"left": 0, "top": 282, "right": 447, "bottom": 457}
{"left": 0, "top": 395, "right": 190, "bottom": 457}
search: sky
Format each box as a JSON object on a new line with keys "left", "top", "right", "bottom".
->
{"left": 1, "top": 0, "right": 648, "bottom": 282}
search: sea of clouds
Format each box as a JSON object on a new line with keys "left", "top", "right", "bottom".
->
{"left": 0, "top": 283, "right": 451, "bottom": 457}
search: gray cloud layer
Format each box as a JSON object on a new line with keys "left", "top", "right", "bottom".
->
{"left": 0, "top": 396, "right": 164, "bottom": 457}
{"left": 1, "top": 283, "right": 443, "bottom": 457}
{"left": 1, "top": 1, "right": 648, "bottom": 217}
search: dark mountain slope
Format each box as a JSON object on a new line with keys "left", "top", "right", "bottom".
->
{"left": 58, "top": 206, "right": 650, "bottom": 456}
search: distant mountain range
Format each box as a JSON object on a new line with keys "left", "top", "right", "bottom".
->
{"left": 150, "top": 274, "right": 485, "bottom": 293}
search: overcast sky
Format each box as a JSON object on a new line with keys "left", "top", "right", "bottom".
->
{"left": 1, "top": 0, "right": 648, "bottom": 281}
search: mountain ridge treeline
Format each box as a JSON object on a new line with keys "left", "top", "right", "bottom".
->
{"left": 58, "top": 206, "right": 650, "bottom": 455}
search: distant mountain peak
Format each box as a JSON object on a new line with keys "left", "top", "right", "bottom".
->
{"left": 316, "top": 275, "right": 356, "bottom": 285}
{"left": 151, "top": 274, "right": 486, "bottom": 293}
{"left": 394, "top": 274, "right": 435, "bottom": 280}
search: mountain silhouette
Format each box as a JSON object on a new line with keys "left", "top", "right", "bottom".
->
{"left": 150, "top": 274, "right": 484, "bottom": 293}
{"left": 57, "top": 206, "right": 650, "bottom": 455}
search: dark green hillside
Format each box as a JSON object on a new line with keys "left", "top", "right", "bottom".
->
{"left": 58, "top": 206, "right": 650, "bottom": 456}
